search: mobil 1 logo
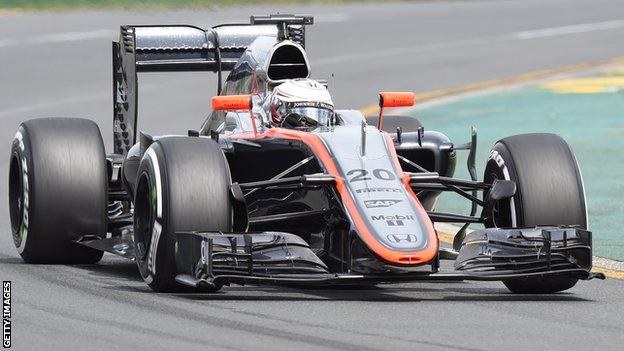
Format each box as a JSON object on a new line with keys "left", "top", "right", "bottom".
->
{"left": 371, "top": 214, "right": 414, "bottom": 226}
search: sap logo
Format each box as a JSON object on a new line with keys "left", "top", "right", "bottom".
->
{"left": 363, "top": 199, "right": 402, "bottom": 208}
{"left": 371, "top": 214, "right": 414, "bottom": 226}
{"left": 356, "top": 188, "right": 402, "bottom": 194}
{"left": 387, "top": 234, "right": 418, "bottom": 244}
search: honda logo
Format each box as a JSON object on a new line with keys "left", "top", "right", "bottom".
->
{"left": 386, "top": 234, "right": 418, "bottom": 244}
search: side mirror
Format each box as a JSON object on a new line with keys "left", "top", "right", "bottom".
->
{"left": 377, "top": 92, "right": 415, "bottom": 130}
{"left": 211, "top": 95, "right": 258, "bottom": 137}
{"left": 211, "top": 95, "right": 252, "bottom": 111}
{"left": 379, "top": 92, "right": 416, "bottom": 108}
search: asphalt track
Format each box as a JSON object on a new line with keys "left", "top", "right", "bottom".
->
{"left": 1, "top": 1, "right": 624, "bottom": 350}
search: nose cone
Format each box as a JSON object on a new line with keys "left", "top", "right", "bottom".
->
{"left": 317, "top": 125, "right": 438, "bottom": 264}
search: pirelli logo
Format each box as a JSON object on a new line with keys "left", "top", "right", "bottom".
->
{"left": 355, "top": 187, "right": 402, "bottom": 194}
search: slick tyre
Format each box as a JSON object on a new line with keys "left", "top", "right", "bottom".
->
{"left": 366, "top": 115, "right": 422, "bottom": 133}
{"left": 9, "top": 118, "right": 107, "bottom": 264}
{"left": 134, "top": 137, "right": 233, "bottom": 292}
{"left": 483, "top": 133, "right": 587, "bottom": 294}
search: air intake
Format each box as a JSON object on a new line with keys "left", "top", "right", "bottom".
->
{"left": 267, "top": 43, "right": 309, "bottom": 81}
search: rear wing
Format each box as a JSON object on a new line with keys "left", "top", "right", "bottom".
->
{"left": 112, "top": 14, "right": 313, "bottom": 155}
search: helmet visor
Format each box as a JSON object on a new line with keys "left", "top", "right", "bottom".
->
{"left": 278, "top": 101, "right": 334, "bottom": 127}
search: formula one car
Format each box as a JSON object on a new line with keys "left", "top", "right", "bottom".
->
{"left": 9, "top": 14, "right": 604, "bottom": 293}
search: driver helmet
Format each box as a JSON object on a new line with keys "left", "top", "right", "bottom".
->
{"left": 268, "top": 79, "right": 334, "bottom": 129}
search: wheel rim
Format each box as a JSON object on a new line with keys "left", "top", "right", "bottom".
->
{"left": 134, "top": 172, "right": 155, "bottom": 260}
{"left": 9, "top": 154, "right": 24, "bottom": 235}
{"left": 484, "top": 166, "right": 514, "bottom": 228}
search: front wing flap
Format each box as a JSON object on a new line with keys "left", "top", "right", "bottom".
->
{"left": 174, "top": 231, "right": 330, "bottom": 288}
{"left": 454, "top": 226, "right": 594, "bottom": 276}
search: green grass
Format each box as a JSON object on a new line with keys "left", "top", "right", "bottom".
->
{"left": 0, "top": 0, "right": 359, "bottom": 11}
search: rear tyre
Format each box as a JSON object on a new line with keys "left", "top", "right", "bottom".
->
{"left": 483, "top": 133, "right": 587, "bottom": 294}
{"left": 134, "top": 137, "right": 232, "bottom": 292}
{"left": 365, "top": 115, "right": 422, "bottom": 133}
{"left": 9, "top": 118, "right": 107, "bottom": 264}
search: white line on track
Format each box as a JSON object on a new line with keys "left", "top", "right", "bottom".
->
{"left": 0, "top": 81, "right": 177, "bottom": 118}
{"left": 316, "top": 19, "right": 624, "bottom": 66}
{"left": 0, "top": 29, "right": 116, "bottom": 48}
{"left": 0, "top": 13, "right": 349, "bottom": 49}
{"left": 0, "top": 17, "right": 620, "bottom": 116}
{"left": 514, "top": 19, "right": 624, "bottom": 40}
{"left": 0, "top": 92, "right": 108, "bottom": 119}
{"left": 0, "top": 17, "right": 618, "bottom": 53}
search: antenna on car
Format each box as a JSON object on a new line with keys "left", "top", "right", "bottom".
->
{"left": 361, "top": 120, "right": 367, "bottom": 157}
{"left": 330, "top": 73, "right": 336, "bottom": 126}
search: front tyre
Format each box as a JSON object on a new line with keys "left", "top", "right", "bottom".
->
{"left": 483, "top": 133, "right": 587, "bottom": 294}
{"left": 134, "top": 137, "right": 233, "bottom": 292}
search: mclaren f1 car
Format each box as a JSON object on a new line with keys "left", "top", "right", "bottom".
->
{"left": 8, "top": 14, "right": 604, "bottom": 293}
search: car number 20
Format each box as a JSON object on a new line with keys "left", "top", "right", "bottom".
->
{"left": 347, "top": 168, "right": 395, "bottom": 182}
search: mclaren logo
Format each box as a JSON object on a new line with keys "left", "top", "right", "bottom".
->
{"left": 387, "top": 234, "right": 418, "bottom": 244}
{"left": 363, "top": 199, "right": 402, "bottom": 208}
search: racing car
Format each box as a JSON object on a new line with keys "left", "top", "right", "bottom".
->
{"left": 8, "top": 14, "right": 604, "bottom": 293}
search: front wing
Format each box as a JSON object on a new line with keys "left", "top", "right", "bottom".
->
{"left": 171, "top": 227, "right": 604, "bottom": 289}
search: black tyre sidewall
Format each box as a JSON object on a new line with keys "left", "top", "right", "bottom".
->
{"left": 134, "top": 137, "right": 233, "bottom": 292}
{"left": 134, "top": 144, "right": 172, "bottom": 290}
{"left": 483, "top": 142, "right": 521, "bottom": 228}
{"left": 9, "top": 119, "right": 107, "bottom": 264}
{"left": 9, "top": 127, "right": 34, "bottom": 258}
